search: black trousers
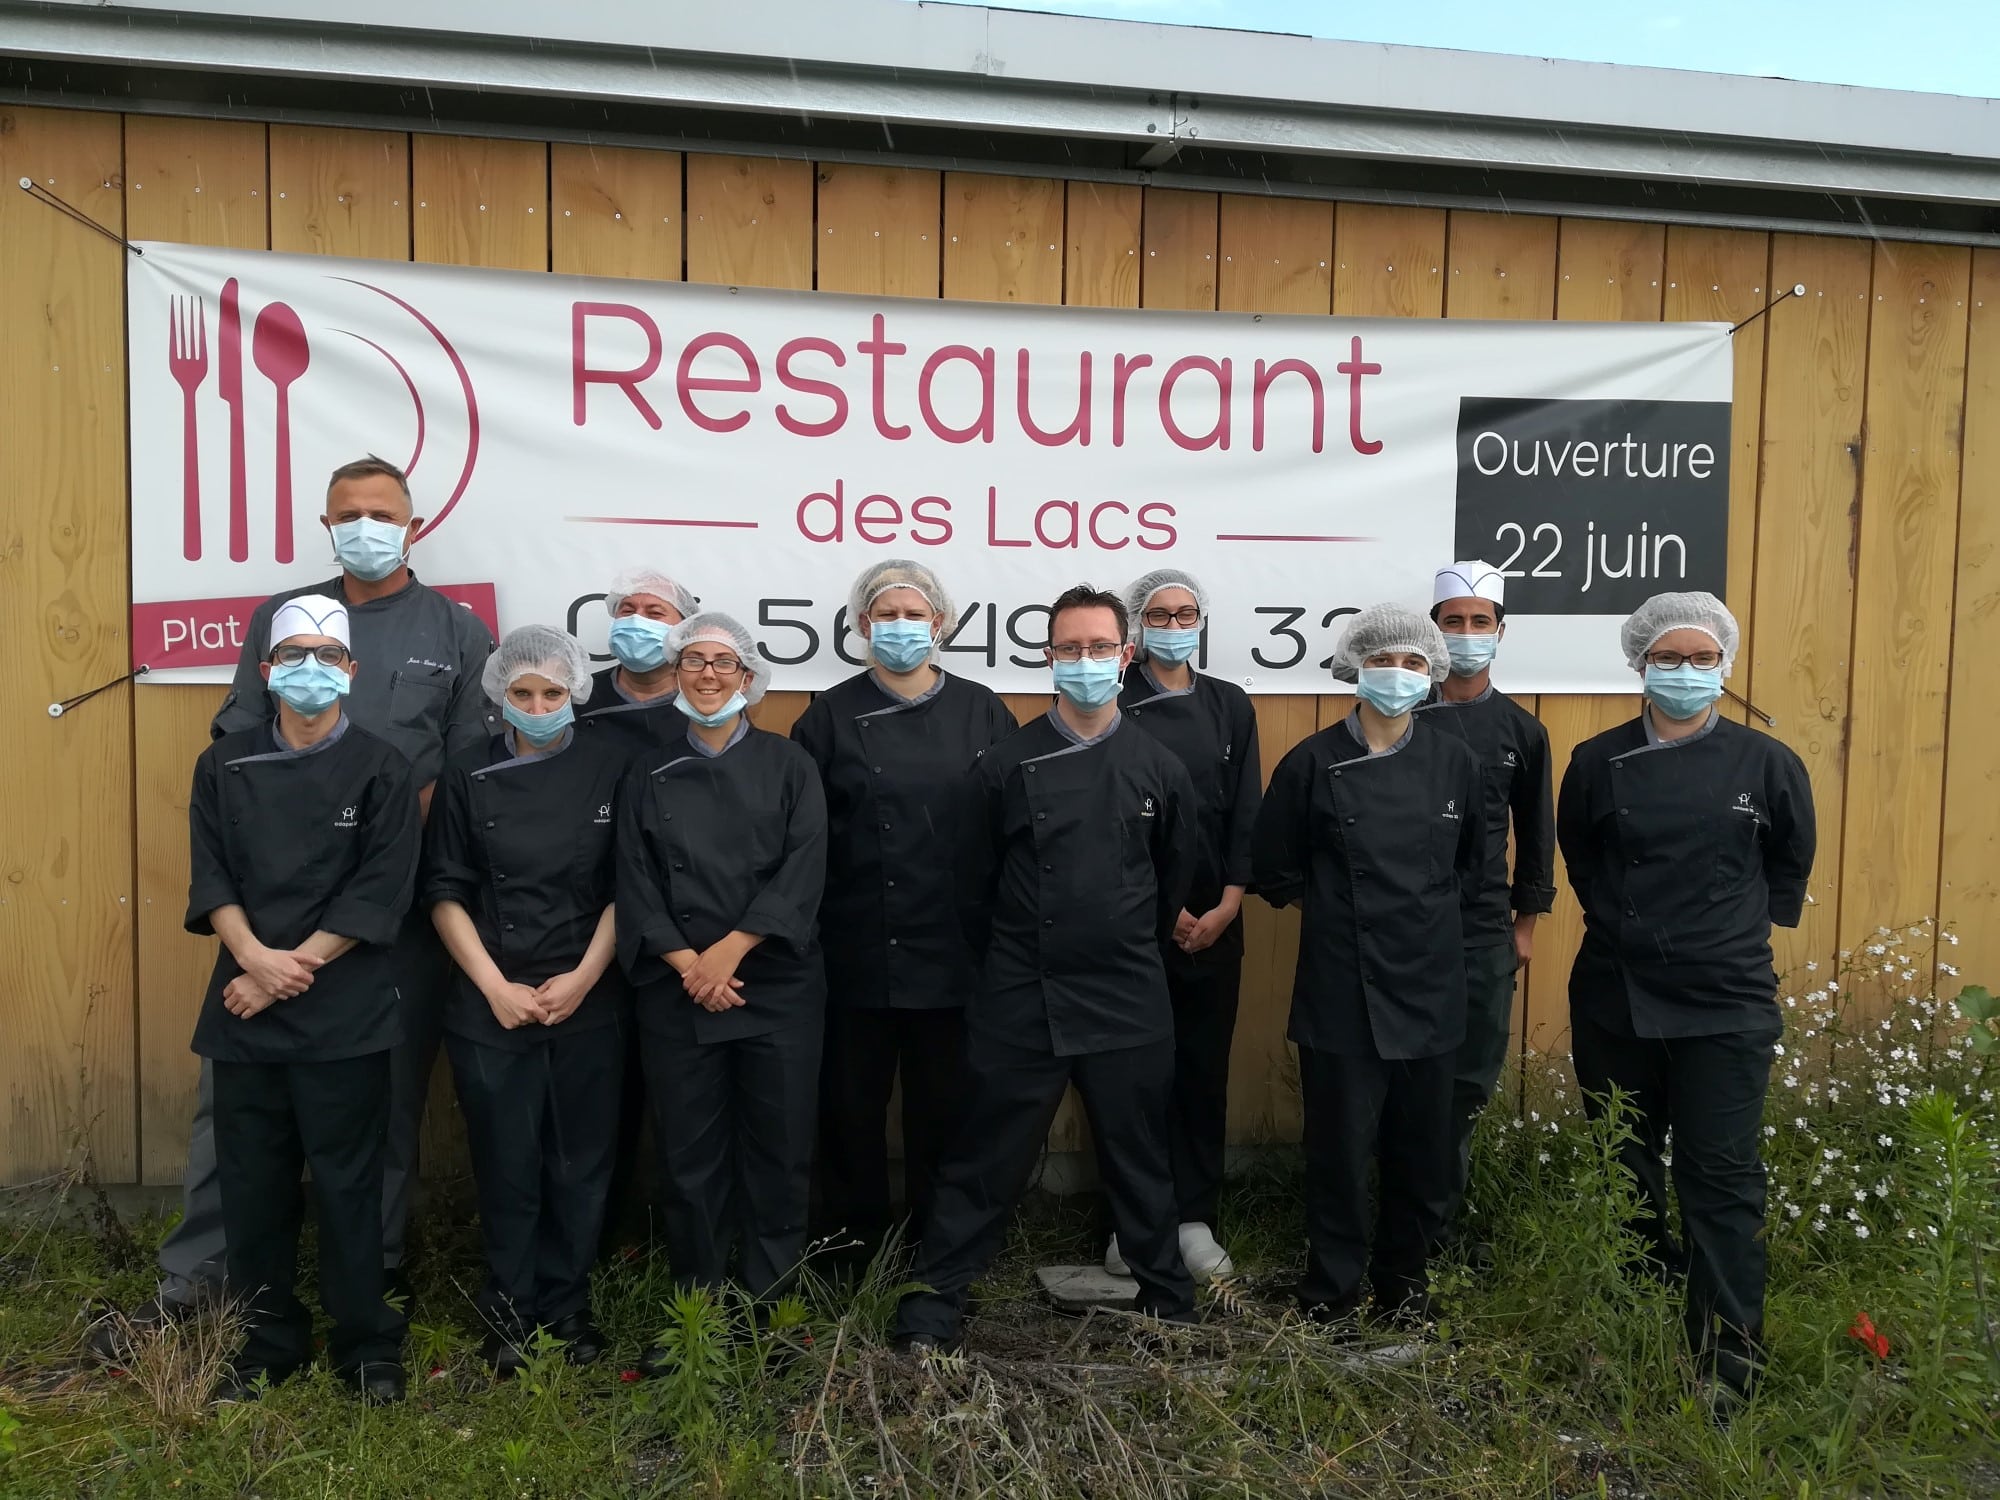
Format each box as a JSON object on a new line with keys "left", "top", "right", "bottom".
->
{"left": 816, "top": 1004, "right": 968, "bottom": 1257}
{"left": 1166, "top": 957, "right": 1241, "bottom": 1226}
{"left": 1441, "top": 943, "right": 1521, "bottom": 1238}
{"left": 212, "top": 1053, "right": 402, "bottom": 1377}
{"left": 1571, "top": 1010, "right": 1774, "bottom": 1394}
{"left": 643, "top": 1019, "right": 822, "bottom": 1300}
{"left": 600, "top": 1022, "right": 651, "bottom": 1252}
{"left": 384, "top": 914, "right": 453, "bottom": 1269}
{"left": 446, "top": 1024, "right": 623, "bottom": 1334}
{"left": 895, "top": 1034, "right": 1194, "bottom": 1341}
{"left": 1296, "top": 1045, "right": 1455, "bottom": 1315}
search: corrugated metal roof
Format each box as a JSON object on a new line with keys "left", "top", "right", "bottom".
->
{"left": 5, "top": 0, "right": 1996, "bottom": 238}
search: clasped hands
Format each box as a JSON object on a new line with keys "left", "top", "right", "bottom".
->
{"left": 667, "top": 933, "right": 755, "bottom": 1013}
{"left": 223, "top": 943, "right": 322, "bottom": 1018}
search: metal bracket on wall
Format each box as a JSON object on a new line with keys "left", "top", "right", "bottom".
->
{"left": 16, "top": 176, "right": 142, "bottom": 255}
{"left": 1134, "top": 93, "right": 1193, "bottom": 170}
{"left": 49, "top": 666, "right": 149, "bottom": 719}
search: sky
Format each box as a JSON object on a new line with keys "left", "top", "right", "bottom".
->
{"left": 962, "top": 1, "right": 2000, "bottom": 98}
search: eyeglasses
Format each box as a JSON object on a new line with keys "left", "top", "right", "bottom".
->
{"left": 1048, "top": 642, "right": 1123, "bottom": 663}
{"left": 1141, "top": 607, "right": 1202, "bottom": 628}
{"left": 1646, "top": 650, "right": 1723, "bottom": 671}
{"left": 677, "top": 654, "right": 744, "bottom": 678}
{"left": 270, "top": 644, "right": 350, "bottom": 667}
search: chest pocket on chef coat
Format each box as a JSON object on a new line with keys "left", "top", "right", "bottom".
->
{"left": 1429, "top": 796, "right": 1464, "bottom": 889}
{"left": 387, "top": 668, "right": 448, "bottom": 738}
{"left": 1713, "top": 792, "right": 1764, "bottom": 888}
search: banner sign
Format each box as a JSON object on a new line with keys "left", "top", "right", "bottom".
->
{"left": 128, "top": 242, "right": 1733, "bottom": 693}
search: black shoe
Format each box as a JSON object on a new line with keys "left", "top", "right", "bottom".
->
{"left": 890, "top": 1330, "right": 960, "bottom": 1359}
{"left": 342, "top": 1362, "right": 407, "bottom": 1405}
{"left": 633, "top": 1343, "right": 673, "bottom": 1379}
{"left": 87, "top": 1294, "right": 193, "bottom": 1365}
{"left": 548, "top": 1312, "right": 606, "bottom": 1367}
{"left": 481, "top": 1330, "right": 530, "bottom": 1378}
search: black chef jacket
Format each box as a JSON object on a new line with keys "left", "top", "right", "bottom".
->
{"left": 792, "top": 670, "right": 1018, "bottom": 1010}
{"left": 1559, "top": 711, "right": 1815, "bottom": 1040}
{"left": 1414, "top": 684, "right": 1557, "bottom": 948}
{"left": 614, "top": 725, "right": 829, "bottom": 1044}
{"left": 212, "top": 573, "right": 496, "bottom": 789}
{"left": 1253, "top": 712, "right": 1486, "bottom": 1061}
{"left": 187, "top": 719, "right": 421, "bottom": 1063}
{"left": 960, "top": 711, "right": 1197, "bottom": 1058}
{"left": 423, "top": 729, "right": 632, "bottom": 1051}
{"left": 576, "top": 665, "right": 683, "bottom": 762}
{"left": 1119, "top": 666, "right": 1262, "bottom": 971}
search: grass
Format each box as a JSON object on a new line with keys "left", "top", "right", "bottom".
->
{"left": 0, "top": 924, "right": 1994, "bottom": 1497}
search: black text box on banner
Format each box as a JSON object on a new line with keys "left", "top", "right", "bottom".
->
{"left": 1452, "top": 397, "right": 1731, "bottom": 615}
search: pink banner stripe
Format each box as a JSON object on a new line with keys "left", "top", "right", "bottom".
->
{"left": 567, "top": 515, "right": 761, "bottom": 530}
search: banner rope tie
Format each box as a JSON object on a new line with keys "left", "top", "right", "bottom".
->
{"left": 1723, "top": 685, "right": 1776, "bottom": 728}
{"left": 16, "top": 177, "right": 143, "bottom": 256}
{"left": 49, "top": 666, "right": 150, "bottom": 719}
{"left": 1728, "top": 283, "right": 1804, "bottom": 335}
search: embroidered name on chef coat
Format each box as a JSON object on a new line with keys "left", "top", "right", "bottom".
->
{"left": 334, "top": 805, "right": 359, "bottom": 829}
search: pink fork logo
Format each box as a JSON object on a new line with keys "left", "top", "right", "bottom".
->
{"left": 168, "top": 274, "right": 480, "bottom": 563}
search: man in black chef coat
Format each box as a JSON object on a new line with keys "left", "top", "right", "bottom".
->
{"left": 1559, "top": 591, "right": 1814, "bottom": 1413}
{"left": 186, "top": 595, "right": 420, "bottom": 1403}
{"left": 577, "top": 566, "right": 697, "bottom": 757}
{"left": 1253, "top": 604, "right": 1485, "bottom": 1329}
{"left": 97, "top": 457, "right": 494, "bottom": 1357}
{"left": 1415, "top": 561, "right": 1555, "bottom": 1264}
{"left": 893, "top": 584, "right": 1199, "bottom": 1353}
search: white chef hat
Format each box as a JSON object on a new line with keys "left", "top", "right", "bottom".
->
{"left": 270, "top": 594, "right": 352, "bottom": 652}
{"left": 1432, "top": 560, "right": 1506, "bottom": 609}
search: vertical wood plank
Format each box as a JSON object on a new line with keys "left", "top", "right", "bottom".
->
{"left": 943, "top": 172, "right": 1065, "bottom": 305}
{"left": 412, "top": 135, "right": 547, "bottom": 271}
{"left": 1140, "top": 188, "right": 1218, "bottom": 312}
{"left": 1663, "top": 226, "right": 1771, "bottom": 702}
{"left": 1064, "top": 181, "right": 1142, "bottom": 311}
{"left": 1332, "top": 204, "right": 1446, "bottom": 319}
{"left": 551, "top": 143, "right": 682, "bottom": 282}
{"left": 1750, "top": 236, "right": 1872, "bottom": 975}
{"left": 1, "top": 106, "right": 136, "bottom": 1182}
{"left": 1443, "top": 212, "right": 1558, "bottom": 320}
{"left": 685, "top": 154, "right": 813, "bottom": 293}
{"left": 1840, "top": 243, "right": 1972, "bottom": 966}
{"left": 1515, "top": 220, "right": 1663, "bottom": 1049}
{"left": 1938, "top": 249, "right": 2000, "bottom": 988}
{"left": 1213, "top": 196, "right": 1333, "bottom": 1143}
{"left": 126, "top": 115, "right": 270, "bottom": 1182}
{"left": 814, "top": 163, "right": 938, "bottom": 298}
{"left": 269, "top": 125, "right": 409, "bottom": 260}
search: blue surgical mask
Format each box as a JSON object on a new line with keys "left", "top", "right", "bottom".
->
{"left": 329, "top": 517, "right": 410, "bottom": 582}
{"left": 1644, "top": 663, "right": 1724, "bottom": 721}
{"left": 1051, "top": 656, "right": 1123, "bottom": 711}
{"left": 1444, "top": 632, "right": 1499, "bottom": 677}
{"left": 268, "top": 657, "right": 351, "bottom": 716}
{"left": 1143, "top": 626, "right": 1201, "bottom": 666}
{"left": 1356, "top": 665, "right": 1431, "bottom": 717}
{"left": 609, "top": 615, "right": 672, "bottom": 672}
{"left": 503, "top": 699, "right": 574, "bottom": 747}
{"left": 677, "top": 690, "right": 747, "bottom": 729}
{"left": 870, "top": 618, "right": 935, "bottom": 674}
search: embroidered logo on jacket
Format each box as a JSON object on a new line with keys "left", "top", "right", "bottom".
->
{"left": 594, "top": 802, "right": 613, "bottom": 825}
{"left": 1731, "top": 792, "right": 1759, "bottom": 816}
{"left": 1443, "top": 799, "right": 1460, "bottom": 821}
{"left": 1141, "top": 795, "right": 1156, "bottom": 818}
{"left": 335, "top": 805, "right": 359, "bottom": 829}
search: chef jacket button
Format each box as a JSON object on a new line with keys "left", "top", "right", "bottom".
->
{"left": 887, "top": 879, "right": 897, "bottom": 888}
{"left": 1036, "top": 812, "right": 1047, "bottom": 821}
{"left": 1332, "top": 769, "right": 1342, "bottom": 777}
{"left": 1626, "top": 907, "right": 1637, "bottom": 917}
{"left": 1043, "top": 918, "right": 1054, "bottom": 927}
{"left": 503, "top": 922, "right": 516, "bottom": 931}
{"left": 485, "top": 820, "right": 496, "bottom": 829}
{"left": 673, "top": 862, "right": 685, "bottom": 871}
{"left": 1630, "top": 858, "right": 1640, "bottom": 866}
{"left": 230, "top": 817, "right": 239, "bottom": 825}
{"left": 496, "top": 873, "right": 507, "bottom": 882}
{"left": 1042, "top": 863, "right": 1053, "bottom": 873}
{"left": 889, "top": 938, "right": 899, "bottom": 947}
{"left": 228, "top": 765, "right": 240, "bottom": 775}
{"left": 1619, "top": 808, "right": 1629, "bottom": 816}
{"left": 880, "top": 822, "right": 892, "bottom": 831}
{"left": 680, "top": 912, "right": 692, "bottom": 922}
{"left": 1345, "top": 817, "right": 1356, "bottom": 825}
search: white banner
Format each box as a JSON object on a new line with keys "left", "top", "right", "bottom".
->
{"left": 128, "top": 242, "right": 1734, "bottom": 692}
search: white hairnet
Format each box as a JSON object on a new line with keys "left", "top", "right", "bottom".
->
{"left": 1620, "top": 591, "right": 1739, "bottom": 676}
{"left": 667, "top": 611, "right": 768, "bottom": 706}
{"left": 481, "top": 625, "right": 594, "bottom": 706}
{"left": 1121, "top": 569, "right": 1209, "bottom": 643}
{"left": 605, "top": 567, "right": 697, "bottom": 621}
{"left": 846, "top": 560, "right": 955, "bottom": 640}
{"left": 1329, "top": 604, "right": 1451, "bottom": 685}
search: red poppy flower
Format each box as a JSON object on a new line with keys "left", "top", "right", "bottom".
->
{"left": 1847, "top": 1312, "right": 1890, "bottom": 1360}
{"left": 619, "top": 1369, "right": 641, "bottom": 1383}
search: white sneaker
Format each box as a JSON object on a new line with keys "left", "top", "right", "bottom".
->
{"left": 1103, "top": 1235, "right": 1130, "bottom": 1277}
{"left": 1178, "top": 1221, "right": 1235, "bottom": 1278}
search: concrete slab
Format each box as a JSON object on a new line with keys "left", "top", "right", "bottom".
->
{"left": 1036, "top": 1263, "right": 1140, "bottom": 1311}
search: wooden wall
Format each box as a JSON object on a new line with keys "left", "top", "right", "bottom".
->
{"left": 3, "top": 103, "right": 1995, "bottom": 1184}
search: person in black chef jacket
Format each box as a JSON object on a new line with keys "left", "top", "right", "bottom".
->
{"left": 426, "top": 626, "right": 630, "bottom": 1375}
{"left": 614, "top": 612, "right": 829, "bottom": 1364}
{"left": 1413, "top": 561, "right": 1556, "bottom": 1265}
{"left": 893, "top": 584, "right": 1200, "bottom": 1354}
{"left": 793, "top": 560, "right": 1017, "bottom": 1268}
{"left": 1558, "top": 591, "right": 1814, "bottom": 1415}
{"left": 1252, "top": 604, "right": 1484, "bottom": 1330}
{"left": 186, "top": 594, "right": 420, "bottom": 1405}
{"left": 1105, "top": 568, "right": 1260, "bottom": 1285}
{"left": 573, "top": 566, "right": 699, "bottom": 1251}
